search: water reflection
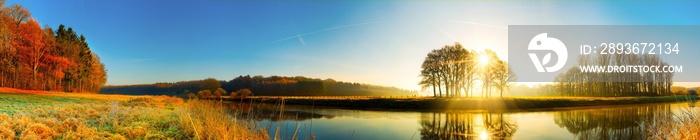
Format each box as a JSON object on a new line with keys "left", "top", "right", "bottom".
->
{"left": 419, "top": 112, "right": 517, "bottom": 140}
{"left": 553, "top": 104, "right": 672, "bottom": 140}
{"left": 224, "top": 101, "right": 690, "bottom": 139}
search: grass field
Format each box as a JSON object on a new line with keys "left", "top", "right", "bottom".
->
{"left": 0, "top": 88, "right": 266, "bottom": 139}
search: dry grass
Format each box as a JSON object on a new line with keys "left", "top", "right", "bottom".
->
{"left": 646, "top": 105, "right": 700, "bottom": 139}
{"left": 176, "top": 99, "right": 268, "bottom": 139}
{"left": 0, "top": 88, "right": 268, "bottom": 139}
{"left": 0, "top": 92, "right": 187, "bottom": 139}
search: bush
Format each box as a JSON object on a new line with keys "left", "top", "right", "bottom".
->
{"left": 236, "top": 89, "right": 252, "bottom": 99}
{"left": 187, "top": 93, "right": 196, "bottom": 99}
{"left": 229, "top": 92, "right": 238, "bottom": 99}
{"left": 197, "top": 90, "right": 212, "bottom": 99}
{"left": 689, "top": 90, "right": 698, "bottom": 96}
{"left": 214, "top": 88, "right": 226, "bottom": 99}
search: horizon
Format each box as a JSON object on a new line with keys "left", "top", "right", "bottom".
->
{"left": 11, "top": 0, "right": 700, "bottom": 92}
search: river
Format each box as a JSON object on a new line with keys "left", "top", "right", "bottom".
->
{"left": 236, "top": 101, "right": 697, "bottom": 139}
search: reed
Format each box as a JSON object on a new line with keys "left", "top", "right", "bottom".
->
{"left": 646, "top": 102, "right": 700, "bottom": 139}
{"left": 176, "top": 99, "right": 268, "bottom": 139}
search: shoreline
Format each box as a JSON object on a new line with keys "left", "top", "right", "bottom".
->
{"left": 221, "top": 95, "right": 699, "bottom": 112}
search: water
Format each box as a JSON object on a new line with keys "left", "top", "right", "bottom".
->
{"left": 241, "top": 101, "right": 696, "bottom": 140}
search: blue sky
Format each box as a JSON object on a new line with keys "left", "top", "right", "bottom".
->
{"left": 8, "top": 1, "right": 700, "bottom": 91}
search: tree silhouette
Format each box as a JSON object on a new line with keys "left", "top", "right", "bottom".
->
{"left": 419, "top": 43, "right": 476, "bottom": 97}
{"left": 419, "top": 43, "right": 512, "bottom": 98}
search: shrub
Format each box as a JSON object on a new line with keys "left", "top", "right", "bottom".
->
{"left": 229, "top": 92, "right": 238, "bottom": 99}
{"left": 187, "top": 93, "right": 196, "bottom": 99}
{"left": 236, "top": 89, "right": 253, "bottom": 99}
{"left": 197, "top": 90, "right": 212, "bottom": 99}
{"left": 214, "top": 88, "right": 226, "bottom": 99}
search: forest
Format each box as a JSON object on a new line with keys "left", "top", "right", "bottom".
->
{"left": 100, "top": 75, "right": 417, "bottom": 97}
{"left": 0, "top": 1, "right": 106, "bottom": 93}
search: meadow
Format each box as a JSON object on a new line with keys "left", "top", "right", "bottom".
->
{"left": 0, "top": 88, "right": 265, "bottom": 139}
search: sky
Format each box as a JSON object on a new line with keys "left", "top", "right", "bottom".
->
{"left": 8, "top": 0, "right": 700, "bottom": 92}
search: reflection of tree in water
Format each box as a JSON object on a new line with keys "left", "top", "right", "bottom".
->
{"left": 554, "top": 104, "right": 672, "bottom": 140}
{"left": 419, "top": 112, "right": 517, "bottom": 140}
{"left": 483, "top": 113, "right": 517, "bottom": 139}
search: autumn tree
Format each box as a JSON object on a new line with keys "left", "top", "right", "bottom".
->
{"left": 200, "top": 78, "right": 220, "bottom": 92}
{"left": 14, "top": 19, "right": 46, "bottom": 88}
{"left": 0, "top": 2, "right": 106, "bottom": 92}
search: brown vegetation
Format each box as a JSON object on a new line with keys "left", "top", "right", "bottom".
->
{"left": 176, "top": 99, "right": 267, "bottom": 139}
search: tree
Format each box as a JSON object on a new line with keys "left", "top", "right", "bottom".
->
{"left": 200, "top": 78, "right": 220, "bottom": 92}
{"left": 419, "top": 43, "right": 473, "bottom": 98}
{"left": 197, "top": 90, "right": 211, "bottom": 99}
{"left": 420, "top": 50, "right": 439, "bottom": 97}
{"left": 236, "top": 88, "right": 252, "bottom": 99}
{"left": 14, "top": 18, "right": 45, "bottom": 89}
{"left": 493, "top": 60, "right": 517, "bottom": 97}
{"left": 419, "top": 43, "right": 511, "bottom": 98}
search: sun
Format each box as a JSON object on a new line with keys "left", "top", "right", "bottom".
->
{"left": 479, "top": 131, "right": 489, "bottom": 140}
{"left": 478, "top": 54, "right": 490, "bottom": 66}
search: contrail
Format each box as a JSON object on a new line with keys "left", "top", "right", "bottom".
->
{"left": 264, "top": 21, "right": 385, "bottom": 46}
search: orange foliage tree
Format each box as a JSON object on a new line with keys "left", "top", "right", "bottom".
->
{"left": 0, "top": 2, "right": 106, "bottom": 92}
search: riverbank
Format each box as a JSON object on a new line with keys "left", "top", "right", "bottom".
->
{"left": 226, "top": 95, "right": 699, "bottom": 111}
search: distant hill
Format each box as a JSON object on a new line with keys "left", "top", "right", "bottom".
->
{"left": 100, "top": 75, "right": 417, "bottom": 97}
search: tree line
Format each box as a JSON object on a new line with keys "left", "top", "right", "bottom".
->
{"left": 0, "top": 1, "right": 106, "bottom": 92}
{"left": 419, "top": 43, "right": 516, "bottom": 98}
{"left": 100, "top": 75, "right": 417, "bottom": 97}
{"left": 554, "top": 53, "right": 673, "bottom": 96}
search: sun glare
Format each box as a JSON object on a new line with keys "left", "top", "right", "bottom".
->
{"left": 478, "top": 54, "right": 490, "bottom": 66}
{"left": 480, "top": 131, "right": 489, "bottom": 140}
